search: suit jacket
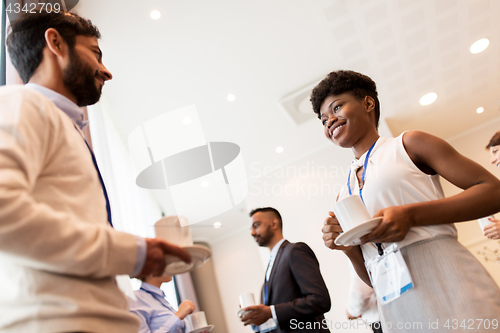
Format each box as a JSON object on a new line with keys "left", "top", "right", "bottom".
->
{"left": 263, "top": 240, "right": 331, "bottom": 333}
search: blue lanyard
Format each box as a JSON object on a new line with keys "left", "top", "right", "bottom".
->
{"left": 263, "top": 260, "right": 271, "bottom": 305}
{"left": 264, "top": 284, "right": 268, "bottom": 305}
{"left": 347, "top": 140, "right": 377, "bottom": 203}
{"left": 346, "top": 140, "right": 384, "bottom": 255}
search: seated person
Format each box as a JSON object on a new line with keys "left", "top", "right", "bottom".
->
{"left": 129, "top": 274, "right": 195, "bottom": 333}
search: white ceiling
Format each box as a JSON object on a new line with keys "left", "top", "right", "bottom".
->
{"left": 76, "top": 0, "right": 500, "bottom": 242}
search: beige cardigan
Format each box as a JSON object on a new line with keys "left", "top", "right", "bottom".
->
{"left": 0, "top": 86, "right": 140, "bottom": 332}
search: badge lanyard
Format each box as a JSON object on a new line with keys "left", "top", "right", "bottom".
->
{"left": 346, "top": 140, "right": 383, "bottom": 255}
{"left": 347, "top": 140, "right": 377, "bottom": 202}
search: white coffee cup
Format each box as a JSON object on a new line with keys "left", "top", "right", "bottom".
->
{"left": 239, "top": 292, "right": 256, "bottom": 308}
{"left": 478, "top": 215, "right": 495, "bottom": 233}
{"left": 189, "top": 311, "right": 208, "bottom": 330}
{"left": 332, "top": 195, "right": 371, "bottom": 232}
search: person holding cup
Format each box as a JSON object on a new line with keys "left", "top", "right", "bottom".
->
{"left": 241, "top": 207, "right": 331, "bottom": 332}
{"left": 481, "top": 132, "right": 500, "bottom": 240}
{"left": 129, "top": 275, "right": 198, "bottom": 333}
{"left": 312, "top": 70, "right": 500, "bottom": 332}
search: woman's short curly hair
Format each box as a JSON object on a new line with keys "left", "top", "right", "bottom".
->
{"left": 486, "top": 131, "right": 500, "bottom": 149}
{"left": 310, "top": 70, "right": 380, "bottom": 128}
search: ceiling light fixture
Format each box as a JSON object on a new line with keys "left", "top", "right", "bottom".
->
{"left": 476, "top": 107, "right": 484, "bottom": 114}
{"left": 227, "top": 94, "right": 236, "bottom": 102}
{"left": 151, "top": 10, "right": 161, "bottom": 20}
{"left": 214, "top": 222, "right": 221, "bottom": 229}
{"left": 419, "top": 92, "right": 437, "bottom": 106}
{"left": 276, "top": 147, "right": 284, "bottom": 154}
{"left": 470, "top": 38, "right": 489, "bottom": 54}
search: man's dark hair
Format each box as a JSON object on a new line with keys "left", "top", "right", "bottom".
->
{"left": 310, "top": 70, "right": 380, "bottom": 129}
{"left": 486, "top": 131, "right": 500, "bottom": 149}
{"left": 6, "top": 10, "right": 101, "bottom": 84}
{"left": 249, "top": 207, "right": 283, "bottom": 229}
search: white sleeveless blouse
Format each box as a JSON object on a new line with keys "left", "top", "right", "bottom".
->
{"left": 337, "top": 132, "right": 457, "bottom": 260}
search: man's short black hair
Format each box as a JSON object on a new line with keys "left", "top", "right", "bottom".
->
{"left": 6, "top": 10, "right": 101, "bottom": 84}
{"left": 249, "top": 207, "right": 283, "bottom": 229}
{"left": 310, "top": 70, "right": 380, "bottom": 129}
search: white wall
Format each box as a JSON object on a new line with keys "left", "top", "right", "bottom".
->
{"left": 210, "top": 228, "right": 266, "bottom": 333}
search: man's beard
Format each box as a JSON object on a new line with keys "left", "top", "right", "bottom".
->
{"left": 63, "top": 48, "right": 102, "bottom": 107}
{"left": 255, "top": 227, "right": 273, "bottom": 247}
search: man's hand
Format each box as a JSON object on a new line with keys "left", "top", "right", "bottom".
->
{"left": 175, "top": 300, "right": 196, "bottom": 320}
{"left": 241, "top": 304, "right": 272, "bottom": 326}
{"left": 135, "top": 238, "right": 191, "bottom": 278}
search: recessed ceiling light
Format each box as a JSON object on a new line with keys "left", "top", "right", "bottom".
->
{"left": 227, "top": 94, "right": 236, "bottom": 102}
{"left": 201, "top": 181, "right": 209, "bottom": 187}
{"left": 276, "top": 146, "right": 284, "bottom": 154}
{"left": 183, "top": 117, "right": 192, "bottom": 125}
{"left": 151, "top": 10, "right": 161, "bottom": 20}
{"left": 214, "top": 222, "right": 221, "bottom": 229}
{"left": 470, "top": 38, "right": 489, "bottom": 54}
{"left": 419, "top": 92, "right": 437, "bottom": 106}
{"left": 476, "top": 107, "right": 484, "bottom": 114}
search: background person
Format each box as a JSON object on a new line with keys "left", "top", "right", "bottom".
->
{"left": 129, "top": 275, "right": 203, "bottom": 333}
{"left": 483, "top": 132, "right": 500, "bottom": 239}
{"left": 241, "top": 207, "right": 331, "bottom": 333}
{"left": 0, "top": 10, "right": 189, "bottom": 332}
{"left": 346, "top": 263, "right": 382, "bottom": 333}
{"left": 313, "top": 70, "right": 500, "bottom": 332}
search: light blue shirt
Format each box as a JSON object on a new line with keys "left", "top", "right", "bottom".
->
{"left": 129, "top": 282, "right": 185, "bottom": 333}
{"left": 25, "top": 83, "right": 146, "bottom": 277}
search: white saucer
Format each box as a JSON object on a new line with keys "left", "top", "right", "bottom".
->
{"left": 334, "top": 217, "right": 382, "bottom": 246}
{"left": 189, "top": 325, "right": 214, "bottom": 333}
{"left": 163, "top": 244, "right": 212, "bottom": 275}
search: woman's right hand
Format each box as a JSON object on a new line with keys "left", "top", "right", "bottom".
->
{"left": 484, "top": 218, "right": 500, "bottom": 240}
{"left": 322, "top": 211, "right": 354, "bottom": 252}
{"left": 175, "top": 300, "right": 195, "bottom": 320}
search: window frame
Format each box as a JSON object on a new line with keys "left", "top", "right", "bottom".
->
{"left": 1, "top": 0, "right": 6, "bottom": 86}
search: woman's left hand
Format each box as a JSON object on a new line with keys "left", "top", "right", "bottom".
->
{"left": 484, "top": 219, "right": 500, "bottom": 240}
{"left": 360, "top": 205, "right": 415, "bottom": 243}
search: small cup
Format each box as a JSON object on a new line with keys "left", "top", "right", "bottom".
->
{"left": 478, "top": 215, "right": 495, "bottom": 233}
{"left": 239, "top": 293, "right": 256, "bottom": 308}
{"left": 332, "top": 195, "right": 371, "bottom": 233}
{"left": 189, "top": 311, "right": 208, "bottom": 330}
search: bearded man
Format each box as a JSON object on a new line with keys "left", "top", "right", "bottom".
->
{"left": 0, "top": 10, "right": 190, "bottom": 333}
{"left": 241, "top": 207, "right": 331, "bottom": 333}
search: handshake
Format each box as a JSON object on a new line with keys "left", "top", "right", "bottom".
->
{"left": 136, "top": 238, "right": 192, "bottom": 278}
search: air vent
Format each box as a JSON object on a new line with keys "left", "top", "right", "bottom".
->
{"left": 277, "top": 81, "right": 320, "bottom": 126}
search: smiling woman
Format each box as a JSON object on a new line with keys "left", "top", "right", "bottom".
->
{"left": 313, "top": 70, "right": 500, "bottom": 333}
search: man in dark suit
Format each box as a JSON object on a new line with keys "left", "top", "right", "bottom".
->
{"left": 241, "top": 207, "right": 331, "bottom": 332}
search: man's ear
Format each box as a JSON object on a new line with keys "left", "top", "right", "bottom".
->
{"left": 44, "top": 28, "right": 67, "bottom": 58}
